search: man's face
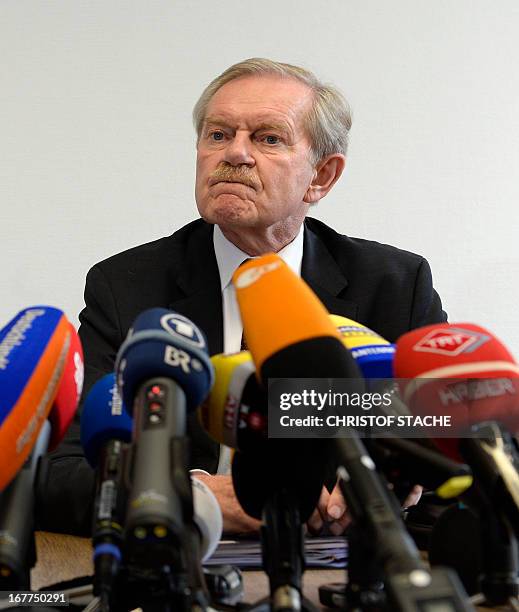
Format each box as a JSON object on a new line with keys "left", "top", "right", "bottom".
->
{"left": 195, "top": 75, "right": 317, "bottom": 234}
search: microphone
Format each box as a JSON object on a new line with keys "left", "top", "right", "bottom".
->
{"left": 394, "top": 322, "right": 519, "bottom": 530}
{"left": 232, "top": 255, "right": 363, "bottom": 521}
{"left": 0, "top": 321, "right": 83, "bottom": 588}
{"left": 48, "top": 320, "right": 84, "bottom": 451}
{"left": 0, "top": 423, "right": 50, "bottom": 589}
{"left": 81, "top": 373, "right": 133, "bottom": 467}
{"left": 191, "top": 476, "right": 223, "bottom": 563}
{"left": 233, "top": 257, "right": 473, "bottom": 612}
{"left": 0, "top": 306, "right": 72, "bottom": 491}
{"left": 116, "top": 309, "right": 213, "bottom": 413}
{"left": 460, "top": 420, "right": 519, "bottom": 525}
{"left": 331, "top": 315, "right": 473, "bottom": 499}
{"left": 395, "top": 323, "right": 519, "bottom": 603}
{"left": 369, "top": 436, "right": 473, "bottom": 501}
{"left": 81, "top": 373, "right": 132, "bottom": 604}
{"left": 200, "top": 322, "right": 392, "bottom": 452}
{"left": 331, "top": 314, "right": 395, "bottom": 378}
{"left": 234, "top": 256, "right": 353, "bottom": 379}
{"left": 394, "top": 322, "right": 519, "bottom": 437}
{"left": 201, "top": 345, "right": 472, "bottom": 502}
{"left": 115, "top": 308, "right": 214, "bottom": 568}
{"left": 233, "top": 256, "right": 367, "bottom": 612}
{"left": 81, "top": 374, "right": 222, "bottom": 575}
{"left": 198, "top": 351, "right": 267, "bottom": 453}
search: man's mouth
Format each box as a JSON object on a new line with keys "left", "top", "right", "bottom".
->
{"left": 209, "top": 178, "right": 255, "bottom": 189}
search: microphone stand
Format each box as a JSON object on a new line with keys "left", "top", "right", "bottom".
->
{"left": 479, "top": 502, "right": 519, "bottom": 606}
{"left": 333, "top": 434, "right": 475, "bottom": 611}
{"left": 261, "top": 489, "right": 314, "bottom": 612}
{"left": 435, "top": 422, "right": 519, "bottom": 607}
{"left": 246, "top": 488, "right": 318, "bottom": 612}
{"left": 438, "top": 482, "right": 519, "bottom": 607}
{"left": 115, "top": 377, "right": 208, "bottom": 612}
{"left": 232, "top": 440, "right": 324, "bottom": 612}
{"left": 0, "top": 422, "right": 51, "bottom": 592}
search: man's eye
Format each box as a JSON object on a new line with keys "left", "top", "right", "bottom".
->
{"left": 262, "top": 135, "right": 280, "bottom": 145}
{"left": 210, "top": 131, "right": 225, "bottom": 141}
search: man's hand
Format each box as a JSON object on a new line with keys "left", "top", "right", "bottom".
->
{"left": 402, "top": 484, "right": 423, "bottom": 508}
{"left": 196, "top": 475, "right": 350, "bottom": 536}
{"left": 307, "top": 482, "right": 351, "bottom": 535}
{"left": 195, "top": 474, "right": 423, "bottom": 537}
{"left": 193, "top": 473, "right": 261, "bottom": 534}
{"left": 306, "top": 483, "right": 424, "bottom": 536}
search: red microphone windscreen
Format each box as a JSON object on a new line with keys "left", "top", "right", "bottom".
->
{"left": 47, "top": 322, "right": 84, "bottom": 451}
{"left": 394, "top": 323, "right": 519, "bottom": 455}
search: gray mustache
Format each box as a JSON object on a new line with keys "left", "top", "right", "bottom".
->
{"left": 209, "top": 164, "right": 259, "bottom": 190}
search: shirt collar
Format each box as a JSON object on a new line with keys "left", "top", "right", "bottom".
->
{"left": 213, "top": 224, "right": 305, "bottom": 291}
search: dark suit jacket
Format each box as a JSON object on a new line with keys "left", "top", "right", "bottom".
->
{"left": 37, "top": 217, "right": 446, "bottom": 535}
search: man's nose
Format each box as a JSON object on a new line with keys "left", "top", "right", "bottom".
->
{"left": 223, "top": 132, "right": 255, "bottom": 167}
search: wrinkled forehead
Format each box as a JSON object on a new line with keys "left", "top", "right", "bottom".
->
{"left": 204, "top": 75, "right": 314, "bottom": 132}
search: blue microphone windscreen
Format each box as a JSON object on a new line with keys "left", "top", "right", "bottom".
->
{"left": 0, "top": 306, "right": 65, "bottom": 427}
{"left": 115, "top": 308, "right": 214, "bottom": 413}
{"left": 351, "top": 344, "right": 395, "bottom": 379}
{"left": 81, "top": 373, "right": 133, "bottom": 467}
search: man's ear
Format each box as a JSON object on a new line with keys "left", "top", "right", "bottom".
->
{"left": 304, "top": 154, "right": 346, "bottom": 204}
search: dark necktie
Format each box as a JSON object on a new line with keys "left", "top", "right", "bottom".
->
{"left": 240, "top": 333, "right": 248, "bottom": 351}
{"left": 238, "top": 258, "right": 251, "bottom": 351}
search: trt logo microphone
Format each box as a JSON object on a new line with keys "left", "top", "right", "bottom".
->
{"left": 413, "top": 327, "right": 490, "bottom": 356}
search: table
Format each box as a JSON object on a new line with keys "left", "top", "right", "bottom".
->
{"left": 30, "top": 532, "right": 514, "bottom": 610}
{"left": 31, "top": 532, "right": 343, "bottom": 604}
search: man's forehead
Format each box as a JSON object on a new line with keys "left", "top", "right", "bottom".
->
{"left": 204, "top": 113, "right": 293, "bottom": 132}
{"left": 204, "top": 75, "right": 313, "bottom": 125}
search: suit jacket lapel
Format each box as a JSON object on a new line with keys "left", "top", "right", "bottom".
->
{"left": 167, "top": 222, "right": 224, "bottom": 356}
{"left": 302, "top": 221, "right": 359, "bottom": 320}
{"left": 166, "top": 219, "right": 359, "bottom": 356}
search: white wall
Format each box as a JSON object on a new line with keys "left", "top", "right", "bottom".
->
{"left": 2, "top": 1, "right": 518, "bottom": 354}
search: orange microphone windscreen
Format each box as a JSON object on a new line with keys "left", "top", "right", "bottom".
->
{"left": 233, "top": 254, "right": 342, "bottom": 374}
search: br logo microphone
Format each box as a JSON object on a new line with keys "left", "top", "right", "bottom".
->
{"left": 115, "top": 307, "right": 214, "bottom": 572}
{"left": 160, "top": 313, "right": 206, "bottom": 348}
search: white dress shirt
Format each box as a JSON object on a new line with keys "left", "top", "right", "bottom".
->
{"left": 210, "top": 224, "right": 305, "bottom": 472}
{"left": 213, "top": 224, "right": 305, "bottom": 354}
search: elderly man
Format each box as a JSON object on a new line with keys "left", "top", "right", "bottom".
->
{"left": 41, "top": 58, "right": 445, "bottom": 536}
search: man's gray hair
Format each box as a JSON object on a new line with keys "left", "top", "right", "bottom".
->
{"left": 193, "top": 58, "right": 352, "bottom": 164}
